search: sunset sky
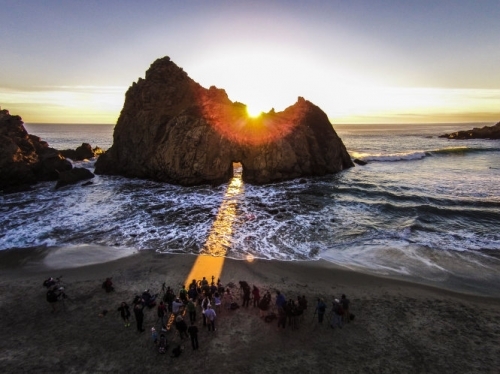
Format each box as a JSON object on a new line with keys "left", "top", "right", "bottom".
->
{"left": 1, "top": 0, "right": 499, "bottom": 125}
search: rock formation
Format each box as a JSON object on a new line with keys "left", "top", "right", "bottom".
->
{"left": 0, "top": 109, "right": 93, "bottom": 192}
{"left": 95, "top": 56, "right": 353, "bottom": 185}
{"left": 60, "top": 143, "right": 98, "bottom": 161}
{"left": 439, "top": 122, "right": 500, "bottom": 140}
{"left": 55, "top": 167, "right": 94, "bottom": 189}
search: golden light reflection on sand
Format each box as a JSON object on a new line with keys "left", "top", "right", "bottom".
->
{"left": 183, "top": 163, "right": 244, "bottom": 287}
{"left": 166, "top": 166, "right": 243, "bottom": 331}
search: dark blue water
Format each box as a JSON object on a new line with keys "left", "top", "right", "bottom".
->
{"left": 2, "top": 122, "right": 499, "bottom": 295}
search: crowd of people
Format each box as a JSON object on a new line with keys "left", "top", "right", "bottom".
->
{"left": 44, "top": 274, "right": 353, "bottom": 357}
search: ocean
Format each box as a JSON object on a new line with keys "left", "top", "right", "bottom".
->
{"left": 2, "top": 122, "right": 500, "bottom": 296}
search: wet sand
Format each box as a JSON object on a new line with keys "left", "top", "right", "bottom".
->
{"left": 0, "top": 248, "right": 499, "bottom": 373}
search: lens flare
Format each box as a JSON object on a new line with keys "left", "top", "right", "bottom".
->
{"left": 246, "top": 106, "right": 262, "bottom": 118}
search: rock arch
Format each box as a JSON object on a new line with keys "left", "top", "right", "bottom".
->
{"left": 95, "top": 57, "right": 354, "bottom": 186}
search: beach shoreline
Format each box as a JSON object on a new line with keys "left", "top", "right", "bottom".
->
{"left": 1, "top": 247, "right": 499, "bottom": 373}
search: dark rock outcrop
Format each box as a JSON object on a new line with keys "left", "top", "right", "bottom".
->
{"left": 55, "top": 167, "right": 94, "bottom": 189}
{"left": 0, "top": 109, "right": 72, "bottom": 191}
{"left": 353, "top": 159, "right": 367, "bottom": 166}
{"left": 60, "top": 143, "right": 95, "bottom": 161}
{"left": 439, "top": 122, "right": 500, "bottom": 140}
{"left": 95, "top": 56, "right": 353, "bottom": 185}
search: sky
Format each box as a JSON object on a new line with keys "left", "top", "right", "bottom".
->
{"left": 1, "top": 0, "right": 499, "bottom": 125}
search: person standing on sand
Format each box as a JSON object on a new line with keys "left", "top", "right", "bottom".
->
{"left": 201, "top": 295, "right": 211, "bottom": 326}
{"left": 172, "top": 298, "right": 184, "bottom": 316}
{"left": 213, "top": 292, "right": 222, "bottom": 313}
{"left": 276, "top": 291, "right": 286, "bottom": 311}
{"left": 252, "top": 285, "right": 260, "bottom": 308}
{"left": 242, "top": 285, "right": 251, "bottom": 308}
{"left": 315, "top": 298, "right": 326, "bottom": 324}
{"left": 204, "top": 305, "right": 217, "bottom": 331}
{"left": 187, "top": 299, "right": 196, "bottom": 323}
{"left": 175, "top": 315, "right": 188, "bottom": 339}
{"left": 341, "top": 294, "right": 350, "bottom": 323}
{"left": 134, "top": 302, "right": 145, "bottom": 332}
{"left": 330, "top": 298, "right": 343, "bottom": 329}
{"left": 223, "top": 288, "right": 233, "bottom": 310}
{"left": 157, "top": 301, "right": 167, "bottom": 326}
{"left": 117, "top": 301, "right": 131, "bottom": 327}
{"left": 187, "top": 321, "right": 199, "bottom": 350}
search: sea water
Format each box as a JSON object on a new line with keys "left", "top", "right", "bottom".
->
{"left": 2, "top": 122, "right": 499, "bottom": 295}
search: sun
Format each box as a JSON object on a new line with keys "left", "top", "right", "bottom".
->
{"left": 246, "top": 105, "right": 262, "bottom": 118}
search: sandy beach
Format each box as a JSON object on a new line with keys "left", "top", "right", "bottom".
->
{"left": 0, "top": 247, "right": 499, "bottom": 374}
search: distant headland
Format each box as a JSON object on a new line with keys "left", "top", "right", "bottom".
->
{"left": 439, "top": 122, "right": 500, "bottom": 140}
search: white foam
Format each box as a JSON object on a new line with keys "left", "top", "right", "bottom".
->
{"left": 43, "top": 245, "right": 137, "bottom": 269}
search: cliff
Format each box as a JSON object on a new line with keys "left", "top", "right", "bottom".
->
{"left": 0, "top": 109, "right": 94, "bottom": 192}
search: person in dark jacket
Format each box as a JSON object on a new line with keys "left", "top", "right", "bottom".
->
{"left": 134, "top": 303, "right": 145, "bottom": 332}
{"left": 117, "top": 301, "right": 131, "bottom": 327}
{"left": 187, "top": 321, "right": 199, "bottom": 350}
{"left": 175, "top": 315, "right": 188, "bottom": 339}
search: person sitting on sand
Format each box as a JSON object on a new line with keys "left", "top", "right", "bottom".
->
{"left": 117, "top": 301, "right": 131, "bottom": 327}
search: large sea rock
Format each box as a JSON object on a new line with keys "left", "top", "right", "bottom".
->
{"left": 439, "top": 122, "right": 500, "bottom": 140}
{"left": 95, "top": 56, "right": 354, "bottom": 185}
{"left": 0, "top": 109, "right": 93, "bottom": 192}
